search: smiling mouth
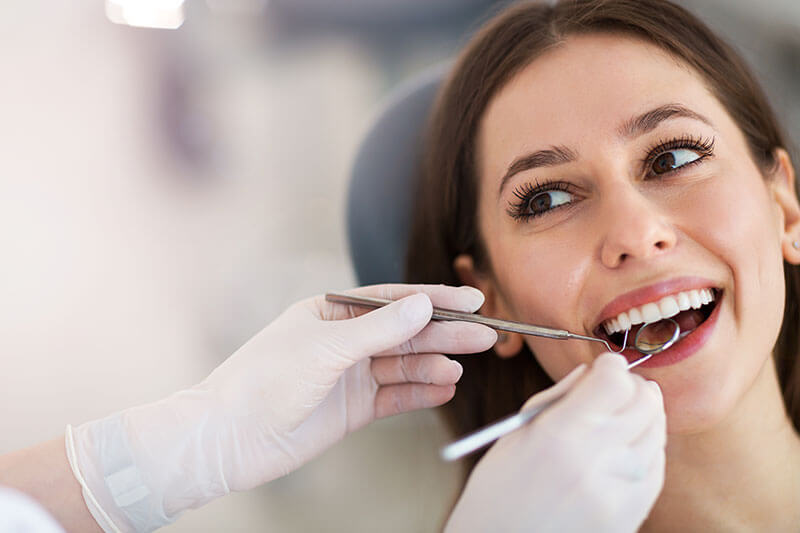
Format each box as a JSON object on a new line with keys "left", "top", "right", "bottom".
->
{"left": 594, "top": 288, "right": 722, "bottom": 351}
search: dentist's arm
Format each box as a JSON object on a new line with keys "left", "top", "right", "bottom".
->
{"left": 0, "top": 284, "right": 496, "bottom": 533}
{"left": 0, "top": 438, "right": 96, "bottom": 532}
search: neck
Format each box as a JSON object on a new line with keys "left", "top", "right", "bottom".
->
{"left": 643, "top": 357, "right": 800, "bottom": 532}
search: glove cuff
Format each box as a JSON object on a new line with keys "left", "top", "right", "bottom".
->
{"left": 66, "top": 415, "right": 174, "bottom": 533}
{"left": 66, "top": 389, "right": 230, "bottom": 532}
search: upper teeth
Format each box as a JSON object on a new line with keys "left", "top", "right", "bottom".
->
{"left": 602, "top": 288, "right": 716, "bottom": 335}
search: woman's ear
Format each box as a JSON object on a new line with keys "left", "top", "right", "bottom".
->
{"left": 453, "top": 254, "right": 524, "bottom": 358}
{"left": 769, "top": 148, "right": 800, "bottom": 265}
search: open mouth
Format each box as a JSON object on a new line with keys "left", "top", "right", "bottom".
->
{"left": 594, "top": 288, "right": 722, "bottom": 352}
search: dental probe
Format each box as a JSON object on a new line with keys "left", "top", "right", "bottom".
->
{"left": 439, "top": 323, "right": 678, "bottom": 461}
{"left": 325, "top": 292, "right": 627, "bottom": 354}
{"left": 438, "top": 351, "right": 653, "bottom": 461}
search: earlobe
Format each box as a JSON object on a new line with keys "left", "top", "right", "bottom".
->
{"left": 770, "top": 148, "right": 800, "bottom": 265}
{"left": 453, "top": 254, "right": 524, "bottom": 358}
{"left": 493, "top": 330, "right": 525, "bottom": 358}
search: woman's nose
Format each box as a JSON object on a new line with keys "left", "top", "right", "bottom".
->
{"left": 598, "top": 183, "right": 677, "bottom": 269}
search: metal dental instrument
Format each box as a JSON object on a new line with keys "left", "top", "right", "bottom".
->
{"left": 324, "top": 292, "right": 679, "bottom": 357}
{"left": 328, "top": 293, "right": 629, "bottom": 355}
{"left": 324, "top": 292, "right": 681, "bottom": 461}
{"left": 632, "top": 318, "right": 681, "bottom": 355}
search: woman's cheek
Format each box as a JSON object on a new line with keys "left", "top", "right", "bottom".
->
{"left": 496, "top": 244, "right": 577, "bottom": 321}
{"left": 526, "top": 338, "right": 587, "bottom": 382}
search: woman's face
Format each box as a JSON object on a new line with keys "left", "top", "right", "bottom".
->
{"left": 461, "top": 33, "right": 799, "bottom": 433}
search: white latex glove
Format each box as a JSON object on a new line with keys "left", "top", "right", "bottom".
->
{"left": 65, "top": 284, "right": 497, "bottom": 533}
{"left": 445, "top": 353, "right": 666, "bottom": 533}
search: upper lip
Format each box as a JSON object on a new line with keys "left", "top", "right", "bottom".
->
{"left": 591, "top": 276, "right": 721, "bottom": 334}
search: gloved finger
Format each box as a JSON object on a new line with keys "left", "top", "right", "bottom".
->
{"left": 374, "top": 383, "right": 456, "bottom": 419}
{"left": 598, "top": 378, "right": 664, "bottom": 444}
{"left": 374, "top": 320, "right": 497, "bottom": 357}
{"left": 552, "top": 352, "right": 636, "bottom": 422}
{"left": 521, "top": 363, "right": 588, "bottom": 412}
{"left": 628, "top": 391, "right": 666, "bottom": 453}
{"left": 586, "top": 448, "right": 665, "bottom": 531}
{"left": 636, "top": 447, "right": 666, "bottom": 507}
{"left": 604, "top": 404, "right": 665, "bottom": 483}
{"left": 314, "top": 284, "right": 485, "bottom": 320}
{"left": 602, "top": 444, "right": 655, "bottom": 483}
{"left": 626, "top": 413, "right": 667, "bottom": 471}
{"left": 490, "top": 365, "right": 588, "bottom": 463}
{"left": 371, "top": 354, "right": 463, "bottom": 386}
{"left": 322, "top": 293, "right": 434, "bottom": 365}
{"left": 604, "top": 435, "right": 666, "bottom": 493}
{"left": 606, "top": 446, "right": 666, "bottom": 533}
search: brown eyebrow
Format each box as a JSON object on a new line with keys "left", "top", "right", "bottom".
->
{"left": 617, "top": 103, "right": 713, "bottom": 139}
{"left": 497, "top": 145, "right": 577, "bottom": 196}
{"left": 496, "top": 103, "right": 713, "bottom": 197}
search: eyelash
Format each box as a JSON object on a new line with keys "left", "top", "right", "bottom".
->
{"left": 507, "top": 180, "right": 573, "bottom": 222}
{"left": 507, "top": 134, "right": 716, "bottom": 222}
{"left": 642, "top": 134, "right": 715, "bottom": 177}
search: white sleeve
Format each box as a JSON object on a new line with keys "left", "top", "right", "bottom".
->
{"left": 0, "top": 486, "right": 65, "bottom": 533}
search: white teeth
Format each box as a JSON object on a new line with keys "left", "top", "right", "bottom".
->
{"left": 658, "top": 296, "right": 681, "bottom": 318}
{"left": 689, "top": 290, "right": 702, "bottom": 308}
{"left": 701, "top": 289, "right": 713, "bottom": 304}
{"left": 677, "top": 292, "right": 691, "bottom": 311}
{"left": 601, "top": 288, "right": 717, "bottom": 334}
{"left": 641, "top": 302, "right": 661, "bottom": 323}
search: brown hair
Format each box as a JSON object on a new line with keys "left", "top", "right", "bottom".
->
{"left": 405, "top": 0, "right": 800, "bottom": 464}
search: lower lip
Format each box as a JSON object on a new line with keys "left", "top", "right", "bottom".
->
{"left": 623, "top": 291, "right": 723, "bottom": 368}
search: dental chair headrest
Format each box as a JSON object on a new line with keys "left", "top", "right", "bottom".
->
{"left": 347, "top": 65, "right": 447, "bottom": 285}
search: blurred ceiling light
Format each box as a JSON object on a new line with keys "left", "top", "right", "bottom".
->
{"left": 105, "top": 0, "right": 186, "bottom": 29}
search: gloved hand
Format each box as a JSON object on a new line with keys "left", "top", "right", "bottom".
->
{"left": 445, "top": 353, "right": 666, "bottom": 533}
{"left": 65, "top": 284, "right": 497, "bottom": 533}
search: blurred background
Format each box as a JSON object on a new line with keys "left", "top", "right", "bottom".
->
{"left": 0, "top": 1, "right": 798, "bottom": 531}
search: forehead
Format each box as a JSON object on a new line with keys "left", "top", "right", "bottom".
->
{"left": 477, "top": 33, "right": 719, "bottom": 173}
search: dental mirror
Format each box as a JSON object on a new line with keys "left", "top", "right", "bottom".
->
{"left": 633, "top": 318, "right": 681, "bottom": 355}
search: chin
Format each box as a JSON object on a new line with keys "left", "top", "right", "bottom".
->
{"left": 665, "top": 403, "right": 731, "bottom": 435}
{"left": 660, "top": 366, "right": 755, "bottom": 435}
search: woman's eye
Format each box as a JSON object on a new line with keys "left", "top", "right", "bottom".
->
{"left": 527, "top": 190, "right": 572, "bottom": 214}
{"left": 651, "top": 148, "right": 701, "bottom": 175}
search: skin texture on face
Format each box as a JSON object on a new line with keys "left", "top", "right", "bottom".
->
{"left": 457, "top": 33, "right": 800, "bottom": 434}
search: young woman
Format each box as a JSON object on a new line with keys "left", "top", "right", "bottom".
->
{"left": 407, "top": 0, "right": 800, "bottom": 530}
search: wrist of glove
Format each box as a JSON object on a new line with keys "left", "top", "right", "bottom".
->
{"left": 66, "top": 387, "right": 228, "bottom": 533}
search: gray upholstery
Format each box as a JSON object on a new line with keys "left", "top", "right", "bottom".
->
{"left": 347, "top": 65, "right": 447, "bottom": 285}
